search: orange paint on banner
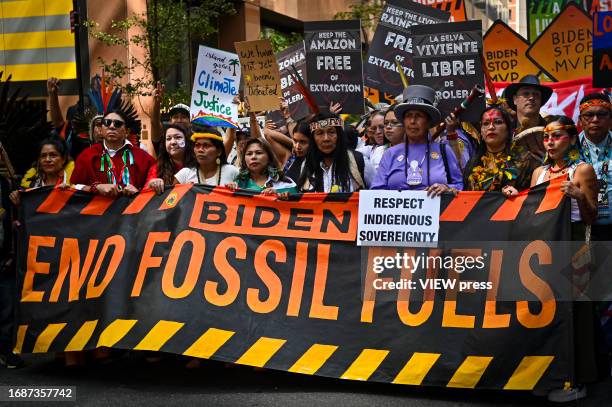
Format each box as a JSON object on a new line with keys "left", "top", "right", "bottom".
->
{"left": 247, "top": 240, "right": 285, "bottom": 314}
{"left": 206, "top": 236, "right": 246, "bottom": 307}
{"left": 22, "top": 236, "right": 57, "bottom": 302}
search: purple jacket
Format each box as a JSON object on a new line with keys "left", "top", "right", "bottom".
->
{"left": 371, "top": 141, "right": 464, "bottom": 190}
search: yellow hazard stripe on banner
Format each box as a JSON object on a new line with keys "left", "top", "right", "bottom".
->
{"left": 447, "top": 356, "right": 494, "bottom": 388}
{"left": 33, "top": 323, "right": 66, "bottom": 353}
{"left": 392, "top": 352, "right": 441, "bottom": 385}
{"left": 5, "top": 62, "right": 76, "bottom": 81}
{"left": 97, "top": 319, "right": 137, "bottom": 348}
{"left": 341, "top": 349, "right": 389, "bottom": 381}
{"left": 288, "top": 344, "right": 338, "bottom": 375}
{"left": 13, "top": 325, "right": 28, "bottom": 354}
{"left": 1, "top": 0, "right": 72, "bottom": 19}
{"left": 134, "top": 321, "right": 184, "bottom": 351}
{"left": 65, "top": 320, "right": 98, "bottom": 352}
{"left": 183, "top": 327, "right": 235, "bottom": 359}
{"left": 235, "top": 337, "right": 287, "bottom": 367}
{"left": 0, "top": 31, "right": 74, "bottom": 51}
{"left": 504, "top": 356, "right": 555, "bottom": 390}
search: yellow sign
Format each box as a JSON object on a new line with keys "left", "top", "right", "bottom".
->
{"left": 0, "top": 0, "right": 76, "bottom": 82}
{"left": 526, "top": 3, "right": 593, "bottom": 81}
{"left": 483, "top": 20, "right": 541, "bottom": 82}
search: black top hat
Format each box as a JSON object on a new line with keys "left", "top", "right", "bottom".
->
{"left": 503, "top": 75, "right": 553, "bottom": 111}
{"left": 395, "top": 85, "right": 441, "bottom": 123}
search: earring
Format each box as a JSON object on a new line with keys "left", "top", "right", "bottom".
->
{"left": 216, "top": 157, "right": 221, "bottom": 165}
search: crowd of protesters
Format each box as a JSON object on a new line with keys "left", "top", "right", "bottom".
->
{"left": 0, "top": 72, "right": 611, "bottom": 403}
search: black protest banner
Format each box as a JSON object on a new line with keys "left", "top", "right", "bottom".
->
{"left": 365, "top": 0, "right": 449, "bottom": 96}
{"left": 304, "top": 20, "right": 365, "bottom": 114}
{"left": 276, "top": 42, "right": 310, "bottom": 121}
{"left": 594, "top": 11, "right": 612, "bottom": 87}
{"left": 15, "top": 184, "right": 575, "bottom": 392}
{"left": 412, "top": 20, "right": 484, "bottom": 122}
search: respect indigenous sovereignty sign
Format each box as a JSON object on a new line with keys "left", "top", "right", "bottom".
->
{"left": 412, "top": 20, "right": 484, "bottom": 122}
{"left": 494, "top": 77, "right": 603, "bottom": 123}
{"left": 413, "top": 0, "right": 467, "bottom": 22}
{"left": 235, "top": 39, "right": 282, "bottom": 112}
{"left": 365, "top": 0, "right": 450, "bottom": 96}
{"left": 190, "top": 45, "right": 241, "bottom": 128}
{"left": 16, "top": 184, "right": 575, "bottom": 392}
{"left": 593, "top": 11, "right": 612, "bottom": 87}
{"left": 483, "top": 20, "right": 542, "bottom": 82}
{"left": 276, "top": 42, "right": 310, "bottom": 121}
{"left": 304, "top": 20, "right": 365, "bottom": 114}
{"left": 526, "top": 3, "right": 593, "bottom": 82}
{"left": 357, "top": 190, "right": 441, "bottom": 247}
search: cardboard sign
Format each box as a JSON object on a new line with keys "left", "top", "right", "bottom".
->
{"left": 413, "top": 0, "right": 467, "bottom": 22}
{"left": 190, "top": 45, "right": 241, "bottom": 128}
{"left": 527, "top": 3, "right": 593, "bottom": 82}
{"left": 304, "top": 20, "right": 365, "bottom": 114}
{"left": 276, "top": 42, "right": 310, "bottom": 121}
{"left": 483, "top": 20, "right": 541, "bottom": 82}
{"left": 594, "top": 11, "right": 612, "bottom": 87}
{"left": 235, "top": 39, "right": 282, "bottom": 112}
{"left": 357, "top": 190, "right": 440, "bottom": 247}
{"left": 365, "top": 0, "right": 449, "bottom": 96}
{"left": 412, "top": 20, "right": 484, "bottom": 122}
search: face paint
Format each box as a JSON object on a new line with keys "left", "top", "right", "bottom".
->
{"left": 177, "top": 139, "right": 186, "bottom": 148}
{"left": 483, "top": 109, "right": 503, "bottom": 123}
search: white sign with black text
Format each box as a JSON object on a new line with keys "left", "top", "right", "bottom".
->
{"left": 357, "top": 190, "right": 440, "bottom": 247}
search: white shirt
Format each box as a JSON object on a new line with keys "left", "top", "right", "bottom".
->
{"left": 318, "top": 157, "right": 374, "bottom": 192}
{"left": 175, "top": 164, "right": 239, "bottom": 186}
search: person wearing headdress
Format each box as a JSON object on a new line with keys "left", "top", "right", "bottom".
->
{"left": 503, "top": 75, "right": 553, "bottom": 188}
{"left": 577, "top": 92, "right": 612, "bottom": 242}
{"left": 371, "top": 85, "right": 463, "bottom": 194}
{"left": 174, "top": 126, "right": 238, "bottom": 186}
{"left": 463, "top": 106, "right": 520, "bottom": 195}
{"left": 297, "top": 113, "right": 374, "bottom": 193}
{"left": 70, "top": 106, "right": 156, "bottom": 196}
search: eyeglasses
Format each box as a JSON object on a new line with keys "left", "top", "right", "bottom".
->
{"left": 102, "top": 119, "right": 125, "bottom": 128}
{"left": 384, "top": 121, "right": 403, "bottom": 128}
{"left": 581, "top": 111, "right": 610, "bottom": 121}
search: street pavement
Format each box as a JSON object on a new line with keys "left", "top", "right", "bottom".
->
{"left": 1, "top": 352, "right": 610, "bottom": 407}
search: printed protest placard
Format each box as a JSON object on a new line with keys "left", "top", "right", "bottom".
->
{"left": 365, "top": 0, "right": 449, "bottom": 96}
{"left": 235, "top": 39, "right": 282, "bottom": 112}
{"left": 190, "top": 45, "right": 241, "bottom": 128}
{"left": 304, "top": 20, "right": 365, "bottom": 114}
{"left": 527, "top": 0, "right": 574, "bottom": 43}
{"left": 276, "top": 42, "right": 310, "bottom": 121}
{"left": 593, "top": 11, "right": 612, "bottom": 87}
{"left": 484, "top": 20, "right": 541, "bottom": 82}
{"left": 413, "top": 0, "right": 467, "bottom": 22}
{"left": 527, "top": 3, "right": 593, "bottom": 81}
{"left": 412, "top": 20, "right": 484, "bottom": 122}
{"left": 357, "top": 190, "right": 440, "bottom": 247}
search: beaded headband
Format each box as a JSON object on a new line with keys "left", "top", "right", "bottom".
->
{"left": 309, "top": 118, "right": 344, "bottom": 132}
{"left": 579, "top": 99, "right": 611, "bottom": 113}
{"left": 544, "top": 124, "right": 576, "bottom": 134}
{"left": 191, "top": 132, "right": 223, "bottom": 142}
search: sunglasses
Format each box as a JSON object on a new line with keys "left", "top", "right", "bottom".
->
{"left": 102, "top": 119, "right": 125, "bottom": 128}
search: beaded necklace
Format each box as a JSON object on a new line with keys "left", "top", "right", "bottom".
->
{"left": 100, "top": 147, "right": 134, "bottom": 186}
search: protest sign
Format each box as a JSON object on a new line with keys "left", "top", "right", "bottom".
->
{"left": 304, "top": 20, "right": 365, "bottom": 114}
{"left": 586, "top": 0, "right": 612, "bottom": 14}
{"left": 412, "top": 20, "right": 484, "bottom": 122}
{"left": 235, "top": 39, "right": 282, "bottom": 112}
{"left": 413, "top": 0, "right": 467, "bottom": 22}
{"left": 364, "top": 86, "right": 397, "bottom": 106}
{"left": 593, "top": 11, "right": 612, "bottom": 87}
{"left": 190, "top": 45, "right": 240, "bottom": 128}
{"left": 527, "top": 0, "right": 575, "bottom": 43}
{"left": 365, "top": 0, "right": 449, "bottom": 96}
{"left": 357, "top": 190, "right": 440, "bottom": 247}
{"left": 483, "top": 20, "right": 541, "bottom": 82}
{"left": 276, "top": 42, "right": 310, "bottom": 121}
{"left": 16, "top": 184, "right": 574, "bottom": 392}
{"left": 236, "top": 115, "right": 266, "bottom": 133}
{"left": 527, "top": 3, "right": 593, "bottom": 82}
